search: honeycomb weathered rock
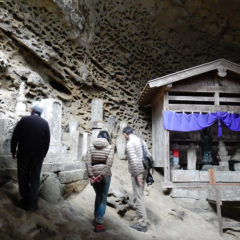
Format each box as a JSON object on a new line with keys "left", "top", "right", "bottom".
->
{"left": 1, "top": 0, "right": 240, "bottom": 144}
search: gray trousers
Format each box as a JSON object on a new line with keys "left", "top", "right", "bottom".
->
{"left": 131, "top": 171, "right": 148, "bottom": 227}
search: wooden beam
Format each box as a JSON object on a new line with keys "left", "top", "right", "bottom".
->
{"left": 171, "top": 170, "right": 240, "bottom": 183}
{"left": 168, "top": 96, "right": 214, "bottom": 102}
{"left": 162, "top": 181, "right": 209, "bottom": 189}
{"left": 167, "top": 104, "right": 240, "bottom": 113}
{"left": 149, "top": 59, "right": 240, "bottom": 89}
{"left": 170, "top": 85, "right": 240, "bottom": 93}
{"left": 220, "top": 97, "right": 240, "bottom": 102}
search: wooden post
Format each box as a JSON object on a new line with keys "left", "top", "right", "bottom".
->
{"left": 208, "top": 169, "right": 223, "bottom": 235}
{"left": 208, "top": 169, "right": 216, "bottom": 184}
{"left": 163, "top": 92, "right": 170, "bottom": 182}
{"left": 164, "top": 129, "right": 170, "bottom": 182}
{"left": 214, "top": 76, "right": 220, "bottom": 106}
{"left": 216, "top": 187, "right": 223, "bottom": 236}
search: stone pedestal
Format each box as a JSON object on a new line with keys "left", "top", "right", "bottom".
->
{"left": 187, "top": 144, "right": 197, "bottom": 170}
{"left": 201, "top": 164, "right": 214, "bottom": 171}
{"left": 234, "top": 163, "right": 240, "bottom": 171}
{"left": 213, "top": 163, "right": 228, "bottom": 171}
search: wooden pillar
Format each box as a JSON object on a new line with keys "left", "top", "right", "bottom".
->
{"left": 163, "top": 92, "right": 170, "bottom": 182}
{"left": 164, "top": 129, "right": 170, "bottom": 182}
{"left": 208, "top": 169, "right": 223, "bottom": 235}
{"left": 214, "top": 76, "right": 220, "bottom": 106}
{"left": 216, "top": 188, "right": 223, "bottom": 236}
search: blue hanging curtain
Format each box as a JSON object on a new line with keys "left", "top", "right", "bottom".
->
{"left": 163, "top": 111, "right": 240, "bottom": 137}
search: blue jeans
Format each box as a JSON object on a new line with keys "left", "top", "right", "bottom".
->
{"left": 93, "top": 176, "right": 111, "bottom": 224}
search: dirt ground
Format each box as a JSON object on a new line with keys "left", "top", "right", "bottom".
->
{"left": 68, "top": 158, "right": 240, "bottom": 240}
{"left": 0, "top": 157, "right": 240, "bottom": 239}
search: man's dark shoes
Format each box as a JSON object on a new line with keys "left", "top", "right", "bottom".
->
{"left": 18, "top": 198, "right": 29, "bottom": 211}
{"left": 28, "top": 201, "right": 39, "bottom": 212}
{"left": 18, "top": 199, "right": 38, "bottom": 211}
{"left": 130, "top": 223, "right": 147, "bottom": 232}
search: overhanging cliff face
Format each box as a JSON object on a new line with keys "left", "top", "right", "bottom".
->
{"left": 0, "top": 0, "right": 240, "bottom": 138}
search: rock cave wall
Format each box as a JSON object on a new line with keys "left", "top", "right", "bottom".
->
{"left": 1, "top": 0, "right": 240, "bottom": 144}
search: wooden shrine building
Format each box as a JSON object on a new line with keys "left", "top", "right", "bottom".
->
{"left": 138, "top": 59, "right": 240, "bottom": 199}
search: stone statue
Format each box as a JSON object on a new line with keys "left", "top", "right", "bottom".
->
{"left": 187, "top": 143, "right": 197, "bottom": 170}
{"left": 15, "top": 82, "right": 27, "bottom": 117}
{"left": 0, "top": 51, "right": 9, "bottom": 71}
{"left": 217, "top": 140, "right": 230, "bottom": 170}
{"left": 231, "top": 147, "right": 240, "bottom": 171}
{"left": 201, "top": 128, "right": 212, "bottom": 164}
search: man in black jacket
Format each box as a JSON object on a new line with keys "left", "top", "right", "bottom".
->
{"left": 11, "top": 101, "right": 50, "bottom": 211}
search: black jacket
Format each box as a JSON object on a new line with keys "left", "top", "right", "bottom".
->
{"left": 11, "top": 115, "right": 50, "bottom": 159}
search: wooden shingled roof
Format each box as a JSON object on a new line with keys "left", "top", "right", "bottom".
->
{"left": 137, "top": 59, "right": 240, "bottom": 106}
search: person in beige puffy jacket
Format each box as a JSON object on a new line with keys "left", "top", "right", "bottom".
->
{"left": 123, "top": 126, "right": 148, "bottom": 233}
{"left": 86, "top": 131, "right": 114, "bottom": 232}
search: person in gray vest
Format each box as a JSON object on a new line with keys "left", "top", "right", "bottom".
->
{"left": 86, "top": 131, "right": 114, "bottom": 232}
{"left": 11, "top": 101, "right": 50, "bottom": 211}
{"left": 123, "top": 126, "right": 148, "bottom": 232}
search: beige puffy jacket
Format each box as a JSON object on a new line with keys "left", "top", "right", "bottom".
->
{"left": 126, "top": 134, "right": 149, "bottom": 177}
{"left": 86, "top": 138, "right": 114, "bottom": 177}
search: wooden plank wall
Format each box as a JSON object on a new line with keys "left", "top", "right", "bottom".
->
{"left": 168, "top": 73, "right": 240, "bottom": 113}
{"left": 152, "top": 93, "right": 164, "bottom": 167}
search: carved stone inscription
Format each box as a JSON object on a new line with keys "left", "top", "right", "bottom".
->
{"left": 41, "top": 98, "right": 62, "bottom": 155}
{"left": 0, "top": 118, "right": 16, "bottom": 154}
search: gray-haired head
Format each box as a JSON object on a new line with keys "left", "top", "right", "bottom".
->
{"left": 31, "top": 101, "right": 43, "bottom": 116}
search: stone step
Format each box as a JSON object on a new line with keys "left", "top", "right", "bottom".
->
{"left": 58, "top": 169, "right": 88, "bottom": 184}
{"left": 42, "top": 162, "right": 84, "bottom": 172}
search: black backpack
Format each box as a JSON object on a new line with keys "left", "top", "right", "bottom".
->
{"left": 140, "top": 139, "right": 154, "bottom": 185}
{"left": 141, "top": 139, "right": 153, "bottom": 170}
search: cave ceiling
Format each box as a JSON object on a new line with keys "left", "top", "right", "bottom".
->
{"left": 0, "top": 0, "right": 240, "bottom": 136}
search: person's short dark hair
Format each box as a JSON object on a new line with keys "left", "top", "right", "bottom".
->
{"left": 123, "top": 126, "right": 133, "bottom": 135}
{"left": 97, "top": 130, "right": 111, "bottom": 144}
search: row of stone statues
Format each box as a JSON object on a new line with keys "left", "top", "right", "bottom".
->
{"left": 170, "top": 136, "right": 239, "bottom": 171}
{"left": 0, "top": 87, "right": 127, "bottom": 171}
